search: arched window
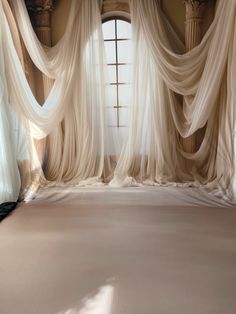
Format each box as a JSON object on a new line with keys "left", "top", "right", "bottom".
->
{"left": 102, "top": 18, "right": 132, "bottom": 153}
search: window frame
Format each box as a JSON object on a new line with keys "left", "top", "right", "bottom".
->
{"left": 102, "top": 17, "right": 132, "bottom": 128}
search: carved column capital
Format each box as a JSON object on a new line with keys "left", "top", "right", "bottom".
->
{"left": 25, "top": 0, "right": 55, "bottom": 28}
{"left": 184, "top": 0, "right": 207, "bottom": 6}
{"left": 184, "top": 0, "right": 207, "bottom": 20}
{"left": 26, "top": 0, "right": 54, "bottom": 13}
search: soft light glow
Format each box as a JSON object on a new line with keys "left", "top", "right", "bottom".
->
{"left": 58, "top": 285, "right": 114, "bottom": 314}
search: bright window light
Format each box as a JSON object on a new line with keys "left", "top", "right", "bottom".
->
{"left": 103, "top": 19, "right": 132, "bottom": 154}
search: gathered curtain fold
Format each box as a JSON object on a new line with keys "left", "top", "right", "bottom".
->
{"left": 128, "top": 0, "right": 235, "bottom": 137}
{"left": 0, "top": 24, "right": 21, "bottom": 202}
{"left": 111, "top": 0, "right": 236, "bottom": 202}
{"left": 0, "top": 0, "right": 110, "bottom": 203}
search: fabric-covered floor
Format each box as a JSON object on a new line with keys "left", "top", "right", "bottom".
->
{"left": 0, "top": 186, "right": 236, "bottom": 314}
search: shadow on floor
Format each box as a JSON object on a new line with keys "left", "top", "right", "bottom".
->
{"left": 0, "top": 202, "right": 17, "bottom": 222}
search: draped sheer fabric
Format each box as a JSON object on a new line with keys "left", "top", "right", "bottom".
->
{"left": 0, "top": 0, "right": 235, "bottom": 204}
{"left": 111, "top": 0, "right": 236, "bottom": 202}
{"left": 0, "top": 32, "right": 21, "bottom": 202}
{"left": 0, "top": 0, "right": 113, "bottom": 205}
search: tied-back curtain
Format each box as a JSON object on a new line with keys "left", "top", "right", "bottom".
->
{"left": 111, "top": 0, "right": 236, "bottom": 201}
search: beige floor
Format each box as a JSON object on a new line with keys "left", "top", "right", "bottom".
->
{"left": 0, "top": 186, "right": 236, "bottom": 314}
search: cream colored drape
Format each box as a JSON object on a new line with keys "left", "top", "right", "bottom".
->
{"left": 0, "top": 0, "right": 112, "bottom": 204}
{"left": 111, "top": 0, "right": 236, "bottom": 203}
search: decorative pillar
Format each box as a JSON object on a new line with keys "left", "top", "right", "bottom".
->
{"left": 26, "top": 0, "right": 54, "bottom": 100}
{"left": 25, "top": 0, "right": 55, "bottom": 165}
{"left": 185, "top": 0, "right": 206, "bottom": 51}
{"left": 183, "top": 0, "right": 207, "bottom": 153}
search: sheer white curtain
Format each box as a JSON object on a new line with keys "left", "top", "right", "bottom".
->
{"left": 0, "top": 25, "right": 21, "bottom": 203}
{"left": 111, "top": 0, "right": 236, "bottom": 202}
{"left": 0, "top": 0, "right": 110, "bottom": 203}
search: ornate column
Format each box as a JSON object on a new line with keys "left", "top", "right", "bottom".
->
{"left": 25, "top": 0, "right": 55, "bottom": 165}
{"left": 183, "top": 0, "right": 207, "bottom": 153}
{"left": 26, "top": 0, "right": 54, "bottom": 100}
{"left": 185, "top": 0, "right": 207, "bottom": 51}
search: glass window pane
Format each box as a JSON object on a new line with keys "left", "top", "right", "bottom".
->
{"left": 117, "top": 40, "right": 132, "bottom": 63}
{"left": 104, "top": 41, "right": 116, "bottom": 64}
{"left": 119, "top": 108, "right": 129, "bottom": 126}
{"left": 118, "top": 65, "right": 132, "bottom": 83}
{"left": 117, "top": 128, "right": 129, "bottom": 145}
{"left": 119, "top": 85, "right": 131, "bottom": 106}
{"left": 106, "top": 127, "right": 128, "bottom": 155}
{"left": 106, "top": 107, "right": 118, "bottom": 126}
{"left": 102, "top": 20, "right": 115, "bottom": 39}
{"left": 106, "top": 85, "right": 117, "bottom": 107}
{"left": 117, "top": 20, "right": 132, "bottom": 39}
{"left": 107, "top": 65, "right": 117, "bottom": 84}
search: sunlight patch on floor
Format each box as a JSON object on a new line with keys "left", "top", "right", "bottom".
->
{"left": 58, "top": 285, "right": 114, "bottom": 314}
